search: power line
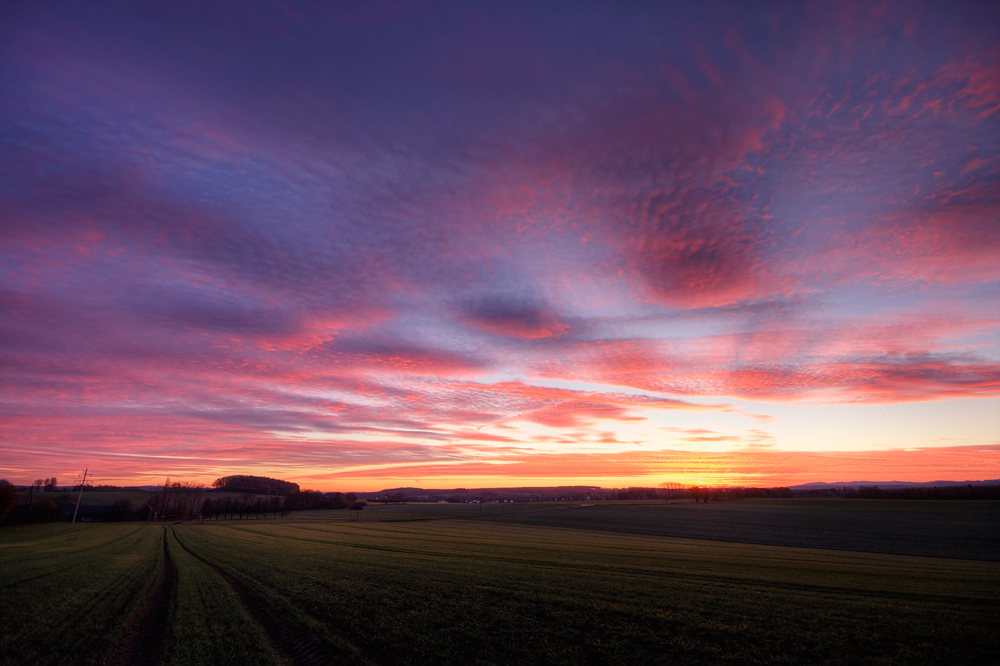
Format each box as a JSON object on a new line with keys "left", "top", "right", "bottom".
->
{"left": 72, "top": 469, "right": 88, "bottom": 524}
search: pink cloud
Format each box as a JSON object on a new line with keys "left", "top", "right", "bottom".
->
{"left": 2, "top": 1, "right": 997, "bottom": 487}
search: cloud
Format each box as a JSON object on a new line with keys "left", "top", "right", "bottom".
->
{"left": 1, "top": 1, "right": 997, "bottom": 486}
{"left": 294, "top": 444, "right": 1000, "bottom": 488}
{"left": 457, "top": 291, "right": 570, "bottom": 340}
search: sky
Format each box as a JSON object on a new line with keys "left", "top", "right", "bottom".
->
{"left": 1, "top": 1, "right": 998, "bottom": 491}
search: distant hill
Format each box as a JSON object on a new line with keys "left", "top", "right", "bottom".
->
{"left": 365, "top": 486, "right": 602, "bottom": 501}
{"left": 369, "top": 481, "right": 1000, "bottom": 498}
{"left": 791, "top": 479, "right": 1000, "bottom": 490}
{"left": 371, "top": 485, "right": 600, "bottom": 495}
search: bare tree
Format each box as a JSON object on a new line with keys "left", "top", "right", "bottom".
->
{"left": 147, "top": 479, "right": 205, "bottom": 521}
{"left": 689, "top": 486, "right": 712, "bottom": 503}
{"left": 660, "top": 482, "right": 684, "bottom": 501}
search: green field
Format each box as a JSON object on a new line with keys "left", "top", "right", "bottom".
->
{"left": 2, "top": 503, "right": 998, "bottom": 665}
{"left": 481, "top": 499, "right": 1000, "bottom": 560}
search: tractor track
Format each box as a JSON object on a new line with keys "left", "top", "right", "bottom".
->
{"left": 107, "top": 526, "right": 175, "bottom": 666}
{"left": 168, "top": 527, "right": 340, "bottom": 666}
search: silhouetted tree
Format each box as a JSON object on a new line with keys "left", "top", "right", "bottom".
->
{"left": 101, "top": 499, "right": 134, "bottom": 522}
{"left": 0, "top": 480, "right": 17, "bottom": 523}
{"left": 212, "top": 475, "right": 299, "bottom": 495}
{"left": 269, "top": 495, "right": 282, "bottom": 518}
{"left": 689, "top": 487, "right": 712, "bottom": 503}
{"left": 30, "top": 499, "right": 60, "bottom": 523}
{"left": 660, "top": 482, "right": 684, "bottom": 500}
{"left": 148, "top": 479, "right": 204, "bottom": 520}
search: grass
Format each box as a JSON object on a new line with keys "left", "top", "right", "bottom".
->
{"left": 174, "top": 519, "right": 1000, "bottom": 664}
{"left": 0, "top": 523, "right": 162, "bottom": 665}
{"left": 2, "top": 503, "right": 998, "bottom": 664}
{"left": 162, "top": 527, "right": 281, "bottom": 666}
{"left": 480, "top": 499, "right": 1000, "bottom": 560}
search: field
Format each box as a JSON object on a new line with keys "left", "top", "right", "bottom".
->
{"left": 1, "top": 501, "right": 998, "bottom": 665}
{"left": 482, "top": 499, "right": 1000, "bottom": 560}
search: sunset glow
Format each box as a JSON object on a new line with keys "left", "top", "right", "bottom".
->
{"left": 1, "top": 1, "right": 997, "bottom": 489}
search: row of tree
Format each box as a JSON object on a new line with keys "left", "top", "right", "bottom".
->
{"left": 72, "top": 484, "right": 128, "bottom": 492}
{"left": 30, "top": 477, "right": 58, "bottom": 492}
{"left": 839, "top": 484, "right": 1000, "bottom": 500}
{"left": 202, "top": 495, "right": 283, "bottom": 520}
{"left": 147, "top": 480, "right": 205, "bottom": 521}
{"left": 424, "top": 485, "right": 795, "bottom": 503}
{"left": 282, "top": 490, "right": 362, "bottom": 511}
{"left": 201, "top": 491, "right": 365, "bottom": 520}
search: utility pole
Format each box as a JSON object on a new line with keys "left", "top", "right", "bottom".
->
{"left": 72, "top": 468, "right": 88, "bottom": 524}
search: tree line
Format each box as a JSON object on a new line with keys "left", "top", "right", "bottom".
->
{"left": 0, "top": 474, "right": 368, "bottom": 526}
{"left": 3, "top": 477, "right": 997, "bottom": 527}
{"left": 422, "top": 485, "right": 796, "bottom": 503}
{"left": 201, "top": 491, "right": 364, "bottom": 520}
{"left": 811, "top": 484, "right": 1000, "bottom": 500}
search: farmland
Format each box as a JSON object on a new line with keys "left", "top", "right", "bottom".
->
{"left": 482, "top": 499, "right": 1000, "bottom": 560}
{"left": 1, "top": 502, "right": 998, "bottom": 665}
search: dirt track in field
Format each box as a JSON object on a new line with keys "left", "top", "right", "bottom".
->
{"left": 107, "top": 527, "right": 175, "bottom": 666}
{"left": 169, "top": 528, "right": 337, "bottom": 666}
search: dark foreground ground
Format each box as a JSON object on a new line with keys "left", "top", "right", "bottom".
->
{"left": 1, "top": 500, "right": 997, "bottom": 665}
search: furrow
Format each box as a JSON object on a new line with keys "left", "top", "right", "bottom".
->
{"left": 107, "top": 526, "right": 176, "bottom": 666}
{"left": 169, "top": 529, "right": 340, "bottom": 666}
